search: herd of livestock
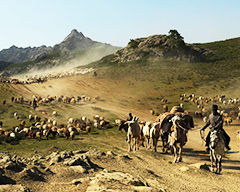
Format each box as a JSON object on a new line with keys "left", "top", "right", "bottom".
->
{"left": 1, "top": 91, "right": 240, "bottom": 172}
{"left": 0, "top": 67, "right": 94, "bottom": 84}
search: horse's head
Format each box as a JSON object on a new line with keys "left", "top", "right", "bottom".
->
{"left": 118, "top": 121, "right": 128, "bottom": 132}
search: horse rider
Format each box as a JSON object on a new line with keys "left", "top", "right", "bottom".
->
{"left": 200, "top": 104, "right": 231, "bottom": 152}
{"left": 127, "top": 113, "right": 133, "bottom": 121}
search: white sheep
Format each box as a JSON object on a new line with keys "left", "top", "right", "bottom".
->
{"left": 68, "top": 118, "right": 74, "bottom": 124}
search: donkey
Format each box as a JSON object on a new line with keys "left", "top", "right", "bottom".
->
{"left": 209, "top": 130, "right": 225, "bottom": 173}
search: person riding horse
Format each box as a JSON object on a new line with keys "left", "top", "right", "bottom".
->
{"left": 200, "top": 104, "right": 231, "bottom": 152}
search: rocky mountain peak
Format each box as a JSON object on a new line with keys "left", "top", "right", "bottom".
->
{"left": 53, "top": 29, "right": 100, "bottom": 52}
{"left": 63, "top": 29, "right": 85, "bottom": 42}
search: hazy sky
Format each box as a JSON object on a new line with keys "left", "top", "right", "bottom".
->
{"left": 0, "top": 0, "right": 239, "bottom": 51}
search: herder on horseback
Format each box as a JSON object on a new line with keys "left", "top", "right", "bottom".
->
{"left": 200, "top": 104, "right": 231, "bottom": 153}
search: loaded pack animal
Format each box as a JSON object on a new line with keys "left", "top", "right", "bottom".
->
{"left": 168, "top": 115, "right": 192, "bottom": 163}
{"left": 155, "top": 106, "right": 194, "bottom": 154}
{"left": 209, "top": 130, "right": 225, "bottom": 173}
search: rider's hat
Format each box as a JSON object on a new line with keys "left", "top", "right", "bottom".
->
{"left": 212, "top": 104, "right": 218, "bottom": 110}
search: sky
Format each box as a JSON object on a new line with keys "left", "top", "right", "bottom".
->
{"left": 0, "top": 0, "right": 239, "bottom": 51}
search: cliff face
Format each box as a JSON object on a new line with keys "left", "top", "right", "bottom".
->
{"left": 113, "top": 35, "right": 213, "bottom": 63}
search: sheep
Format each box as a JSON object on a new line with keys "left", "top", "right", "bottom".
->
{"left": 29, "top": 114, "right": 34, "bottom": 122}
{"left": 115, "top": 119, "right": 121, "bottom": 126}
{"left": 9, "top": 132, "right": 16, "bottom": 138}
{"left": 51, "top": 126, "right": 58, "bottom": 137}
{"left": 150, "top": 109, "right": 155, "bottom": 116}
{"left": 34, "top": 115, "right": 41, "bottom": 122}
{"left": 35, "top": 131, "right": 42, "bottom": 140}
{"left": 94, "top": 95, "right": 100, "bottom": 101}
{"left": 68, "top": 118, "right": 74, "bottom": 124}
{"left": 52, "top": 111, "right": 58, "bottom": 117}
{"left": 20, "top": 120, "right": 26, "bottom": 127}
{"left": 52, "top": 120, "right": 57, "bottom": 126}
{"left": 224, "top": 117, "right": 232, "bottom": 125}
{"left": 203, "top": 116, "right": 208, "bottom": 123}
{"left": 93, "top": 120, "right": 98, "bottom": 130}
{"left": 86, "top": 126, "right": 91, "bottom": 134}
{"left": 195, "top": 110, "right": 202, "bottom": 118}
{"left": 80, "top": 116, "right": 86, "bottom": 122}
{"left": 100, "top": 120, "right": 109, "bottom": 129}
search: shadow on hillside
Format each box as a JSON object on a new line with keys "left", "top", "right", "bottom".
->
{"left": 0, "top": 176, "right": 16, "bottom": 184}
{"left": 182, "top": 148, "right": 240, "bottom": 171}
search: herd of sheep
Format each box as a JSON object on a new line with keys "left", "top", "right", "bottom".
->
{"left": 0, "top": 67, "right": 94, "bottom": 84}
{"left": 0, "top": 93, "right": 108, "bottom": 144}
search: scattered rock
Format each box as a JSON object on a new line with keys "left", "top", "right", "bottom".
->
{"left": 72, "top": 179, "right": 82, "bottom": 185}
{"left": 189, "top": 163, "right": 209, "bottom": 171}
{"left": 64, "top": 157, "right": 82, "bottom": 166}
{"left": 179, "top": 166, "right": 189, "bottom": 172}
{"left": 20, "top": 167, "right": 45, "bottom": 181}
{"left": 0, "top": 155, "right": 11, "bottom": 163}
{"left": 85, "top": 149, "right": 106, "bottom": 157}
{"left": 0, "top": 184, "right": 30, "bottom": 192}
{"left": 4, "top": 161, "right": 18, "bottom": 171}
{"left": 0, "top": 167, "right": 5, "bottom": 178}
{"left": 73, "top": 150, "right": 88, "bottom": 155}
{"left": 86, "top": 171, "right": 159, "bottom": 192}
{"left": 70, "top": 165, "right": 88, "bottom": 174}
{"left": 106, "top": 151, "right": 116, "bottom": 156}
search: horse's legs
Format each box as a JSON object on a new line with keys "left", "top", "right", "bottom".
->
{"left": 173, "top": 145, "right": 178, "bottom": 163}
{"left": 154, "top": 137, "right": 159, "bottom": 152}
{"left": 133, "top": 137, "right": 137, "bottom": 151}
{"left": 161, "top": 135, "right": 165, "bottom": 152}
{"left": 146, "top": 137, "right": 150, "bottom": 150}
{"left": 217, "top": 155, "right": 222, "bottom": 173}
{"left": 177, "top": 145, "right": 183, "bottom": 162}
{"left": 127, "top": 135, "right": 132, "bottom": 152}
{"left": 210, "top": 150, "right": 214, "bottom": 172}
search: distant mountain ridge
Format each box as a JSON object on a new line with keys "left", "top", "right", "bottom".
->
{"left": 0, "top": 29, "right": 121, "bottom": 76}
{"left": 0, "top": 45, "right": 52, "bottom": 64}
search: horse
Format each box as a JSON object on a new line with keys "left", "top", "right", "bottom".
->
{"left": 126, "top": 116, "right": 140, "bottom": 152}
{"left": 209, "top": 130, "right": 225, "bottom": 173}
{"left": 169, "top": 115, "right": 191, "bottom": 163}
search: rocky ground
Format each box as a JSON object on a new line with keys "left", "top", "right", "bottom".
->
{"left": 0, "top": 122, "right": 240, "bottom": 192}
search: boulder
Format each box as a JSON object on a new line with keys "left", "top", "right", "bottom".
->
{"left": 189, "top": 163, "right": 209, "bottom": 171}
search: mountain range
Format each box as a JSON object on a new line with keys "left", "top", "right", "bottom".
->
{"left": 0, "top": 29, "right": 121, "bottom": 76}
